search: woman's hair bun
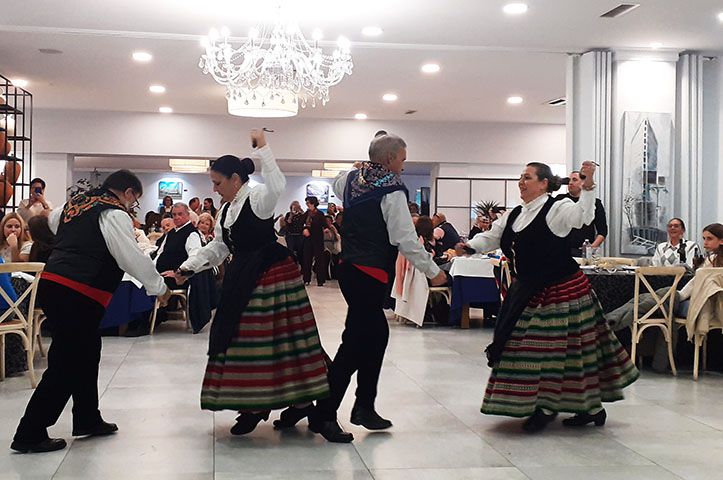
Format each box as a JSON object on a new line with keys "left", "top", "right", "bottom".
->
{"left": 240, "top": 157, "right": 255, "bottom": 176}
{"left": 547, "top": 175, "right": 563, "bottom": 193}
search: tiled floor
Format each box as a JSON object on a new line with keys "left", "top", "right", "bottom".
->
{"left": 2, "top": 281, "right": 723, "bottom": 479}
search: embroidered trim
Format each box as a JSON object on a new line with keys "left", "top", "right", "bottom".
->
{"left": 62, "top": 189, "right": 126, "bottom": 223}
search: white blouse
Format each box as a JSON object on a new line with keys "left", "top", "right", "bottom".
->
{"left": 181, "top": 145, "right": 285, "bottom": 273}
{"left": 679, "top": 254, "right": 717, "bottom": 301}
{"left": 467, "top": 189, "right": 597, "bottom": 254}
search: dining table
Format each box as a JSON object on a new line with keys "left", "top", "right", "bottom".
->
{"left": 446, "top": 255, "right": 501, "bottom": 329}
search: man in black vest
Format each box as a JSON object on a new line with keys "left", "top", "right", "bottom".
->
{"left": 11, "top": 170, "right": 171, "bottom": 454}
{"left": 154, "top": 202, "right": 203, "bottom": 289}
{"left": 310, "top": 133, "right": 447, "bottom": 443}
{"left": 556, "top": 171, "right": 608, "bottom": 257}
{"left": 432, "top": 213, "right": 461, "bottom": 251}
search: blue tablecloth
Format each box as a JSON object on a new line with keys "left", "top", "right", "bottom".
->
{"left": 449, "top": 276, "right": 500, "bottom": 326}
{"left": 100, "top": 281, "right": 155, "bottom": 329}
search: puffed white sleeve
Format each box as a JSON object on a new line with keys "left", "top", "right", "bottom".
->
{"left": 99, "top": 210, "right": 167, "bottom": 296}
{"left": 48, "top": 207, "right": 63, "bottom": 234}
{"left": 546, "top": 188, "right": 597, "bottom": 237}
{"left": 249, "top": 145, "right": 286, "bottom": 219}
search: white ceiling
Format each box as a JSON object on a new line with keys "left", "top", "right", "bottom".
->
{"left": 1, "top": 0, "right": 722, "bottom": 124}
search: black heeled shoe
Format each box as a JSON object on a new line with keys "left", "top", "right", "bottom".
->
{"left": 273, "top": 405, "right": 314, "bottom": 429}
{"left": 522, "top": 409, "right": 558, "bottom": 433}
{"left": 562, "top": 409, "right": 606, "bottom": 427}
{"left": 230, "top": 411, "right": 270, "bottom": 435}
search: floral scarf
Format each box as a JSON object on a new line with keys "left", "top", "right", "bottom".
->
{"left": 344, "top": 162, "right": 408, "bottom": 208}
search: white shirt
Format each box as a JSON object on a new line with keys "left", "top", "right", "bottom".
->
{"left": 48, "top": 207, "right": 167, "bottom": 296}
{"left": 467, "top": 189, "right": 597, "bottom": 254}
{"left": 181, "top": 145, "right": 286, "bottom": 273}
{"left": 652, "top": 239, "right": 699, "bottom": 268}
{"left": 679, "top": 254, "right": 716, "bottom": 301}
{"left": 332, "top": 170, "right": 441, "bottom": 279}
{"left": 18, "top": 198, "right": 53, "bottom": 221}
{"left": 153, "top": 221, "right": 202, "bottom": 263}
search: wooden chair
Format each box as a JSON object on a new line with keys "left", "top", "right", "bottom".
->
{"left": 0, "top": 262, "right": 44, "bottom": 388}
{"left": 599, "top": 257, "right": 636, "bottom": 266}
{"left": 33, "top": 308, "right": 47, "bottom": 358}
{"left": 631, "top": 266, "right": 686, "bottom": 376}
{"left": 149, "top": 288, "right": 190, "bottom": 334}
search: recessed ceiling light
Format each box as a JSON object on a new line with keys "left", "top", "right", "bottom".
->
{"left": 382, "top": 93, "right": 398, "bottom": 102}
{"left": 650, "top": 42, "right": 663, "bottom": 49}
{"left": 361, "top": 26, "right": 383, "bottom": 37}
{"left": 421, "top": 63, "right": 441, "bottom": 74}
{"left": 354, "top": 113, "right": 368, "bottom": 120}
{"left": 132, "top": 51, "right": 153, "bottom": 63}
{"left": 507, "top": 96, "right": 524, "bottom": 105}
{"left": 10, "top": 78, "right": 28, "bottom": 88}
{"left": 717, "top": 11, "right": 723, "bottom": 22}
{"left": 503, "top": 3, "right": 528, "bottom": 14}
{"left": 159, "top": 106, "right": 173, "bottom": 113}
{"left": 149, "top": 85, "right": 166, "bottom": 94}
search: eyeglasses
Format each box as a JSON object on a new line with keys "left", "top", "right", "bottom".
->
{"left": 129, "top": 192, "right": 140, "bottom": 212}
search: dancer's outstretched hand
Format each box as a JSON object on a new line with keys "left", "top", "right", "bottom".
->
{"left": 161, "top": 270, "right": 187, "bottom": 285}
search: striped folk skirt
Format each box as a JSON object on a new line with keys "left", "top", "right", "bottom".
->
{"left": 482, "top": 271, "right": 639, "bottom": 417}
{"left": 201, "top": 257, "right": 329, "bottom": 412}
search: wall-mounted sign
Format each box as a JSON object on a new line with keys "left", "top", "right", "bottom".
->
{"left": 159, "top": 180, "right": 183, "bottom": 199}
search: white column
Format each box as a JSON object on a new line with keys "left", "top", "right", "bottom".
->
{"left": 566, "top": 50, "right": 613, "bottom": 251}
{"left": 701, "top": 57, "right": 723, "bottom": 227}
{"left": 32, "top": 153, "right": 73, "bottom": 207}
{"left": 676, "top": 53, "right": 704, "bottom": 241}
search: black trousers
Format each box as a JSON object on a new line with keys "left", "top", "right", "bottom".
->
{"left": 285, "top": 234, "right": 304, "bottom": 263}
{"left": 315, "top": 263, "right": 389, "bottom": 420}
{"left": 302, "top": 237, "right": 326, "bottom": 285}
{"left": 14, "top": 280, "right": 106, "bottom": 442}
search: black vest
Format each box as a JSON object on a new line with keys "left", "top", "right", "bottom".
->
{"left": 341, "top": 172, "right": 408, "bottom": 272}
{"left": 220, "top": 199, "right": 277, "bottom": 254}
{"left": 155, "top": 223, "right": 199, "bottom": 273}
{"left": 500, "top": 196, "right": 579, "bottom": 285}
{"left": 438, "top": 222, "right": 461, "bottom": 251}
{"left": 45, "top": 188, "right": 126, "bottom": 294}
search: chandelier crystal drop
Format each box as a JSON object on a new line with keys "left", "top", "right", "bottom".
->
{"left": 199, "top": 14, "right": 353, "bottom": 118}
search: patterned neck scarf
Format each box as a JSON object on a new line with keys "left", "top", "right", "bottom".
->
{"left": 345, "top": 162, "right": 407, "bottom": 207}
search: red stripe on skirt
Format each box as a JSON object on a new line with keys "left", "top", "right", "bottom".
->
{"left": 235, "top": 317, "right": 318, "bottom": 338}
{"left": 203, "top": 365, "right": 328, "bottom": 388}
{"left": 206, "top": 353, "right": 326, "bottom": 374}
{"left": 240, "top": 304, "right": 314, "bottom": 324}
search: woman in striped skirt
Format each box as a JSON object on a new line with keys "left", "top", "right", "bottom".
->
{"left": 166, "top": 129, "right": 329, "bottom": 435}
{"left": 458, "top": 161, "right": 638, "bottom": 432}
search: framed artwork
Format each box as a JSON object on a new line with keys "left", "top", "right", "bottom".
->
{"left": 621, "top": 112, "right": 674, "bottom": 255}
{"left": 306, "top": 182, "right": 330, "bottom": 205}
{"left": 158, "top": 180, "right": 183, "bottom": 199}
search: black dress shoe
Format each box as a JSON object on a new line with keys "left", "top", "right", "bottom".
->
{"left": 522, "top": 409, "right": 558, "bottom": 433}
{"left": 350, "top": 407, "right": 392, "bottom": 430}
{"left": 230, "top": 411, "right": 270, "bottom": 435}
{"left": 73, "top": 421, "right": 119, "bottom": 437}
{"left": 273, "top": 405, "right": 314, "bottom": 429}
{"left": 10, "top": 438, "right": 67, "bottom": 454}
{"left": 562, "top": 409, "right": 607, "bottom": 427}
{"left": 308, "top": 419, "right": 354, "bottom": 443}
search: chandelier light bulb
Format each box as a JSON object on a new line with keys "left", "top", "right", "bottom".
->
{"left": 249, "top": 27, "right": 259, "bottom": 40}
{"left": 503, "top": 3, "right": 528, "bottom": 14}
{"left": 312, "top": 28, "right": 324, "bottom": 42}
{"left": 220, "top": 26, "right": 230, "bottom": 38}
{"left": 209, "top": 28, "right": 219, "bottom": 41}
{"left": 337, "top": 36, "right": 351, "bottom": 51}
{"left": 200, "top": 36, "right": 209, "bottom": 48}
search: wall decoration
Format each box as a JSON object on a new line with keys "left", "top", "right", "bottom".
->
{"left": 621, "top": 112, "right": 674, "bottom": 255}
{"left": 306, "top": 181, "right": 329, "bottom": 205}
{"left": 158, "top": 180, "right": 184, "bottom": 200}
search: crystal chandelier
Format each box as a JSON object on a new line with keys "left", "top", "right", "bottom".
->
{"left": 199, "top": 13, "right": 353, "bottom": 118}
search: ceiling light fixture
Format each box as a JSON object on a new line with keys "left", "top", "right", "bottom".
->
{"left": 38, "top": 48, "right": 63, "bottom": 55}
{"left": 382, "top": 93, "right": 398, "bottom": 102}
{"left": 361, "top": 26, "right": 383, "bottom": 37}
{"left": 421, "top": 63, "right": 441, "bottom": 74}
{"left": 312, "top": 169, "right": 340, "bottom": 179}
{"left": 503, "top": 3, "right": 528, "bottom": 14}
{"left": 132, "top": 51, "right": 153, "bottom": 63}
{"left": 158, "top": 106, "right": 173, "bottom": 113}
{"left": 600, "top": 4, "right": 640, "bottom": 18}
{"left": 354, "top": 113, "right": 368, "bottom": 120}
{"left": 650, "top": 42, "right": 663, "bottom": 49}
{"left": 10, "top": 78, "right": 28, "bottom": 88}
{"left": 149, "top": 85, "right": 166, "bottom": 94}
{"left": 717, "top": 11, "right": 723, "bottom": 22}
{"left": 199, "top": 13, "right": 353, "bottom": 118}
{"left": 323, "top": 162, "right": 354, "bottom": 171}
{"left": 169, "top": 158, "right": 209, "bottom": 173}
{"left": 507, "top": 96, "right": 524, "bottom": 105}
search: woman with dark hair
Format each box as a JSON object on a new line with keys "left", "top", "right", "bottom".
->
{"left": 159, "top": 195, "right": 173, "bottom": 215}
{"left": 203, "top": 197, "right": 218, "bottom": 218}
{"left": 457, "top": 161, "right": 638, "bottom": 433}
{"left": 27, "top": 215, "right": 55, "bottom": 263}
{"left": 301, "top": 195, "right": 327, "bottom": 286}
{"left": 676, "top": 223, "right": 722, "bottom": 317}
{"left": 166, "top": 129, "right": 329, "bottom": 438}
{"left": 652, "top": 217, "right": 700, "bottom": 268}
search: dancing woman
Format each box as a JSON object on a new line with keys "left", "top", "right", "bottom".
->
{"left": 167, "top": 129, "right": 328, "bottom": 435}
{"left": 457, "top": 161, "right": 638, "bottom": 432}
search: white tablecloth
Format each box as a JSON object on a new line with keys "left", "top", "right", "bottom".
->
{"left": 449, "top": 256, "right": 495, "bottom": 278}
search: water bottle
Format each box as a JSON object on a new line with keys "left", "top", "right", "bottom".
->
{"left": 582, "top": 239, "right": 592, "bottom": 261}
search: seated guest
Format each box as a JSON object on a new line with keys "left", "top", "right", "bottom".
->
{"left": 17, "top": 177, "right": 53, "bottom": 221}
{"left": 556, "top": 171, "right": 608, "bottom": 256}
{"left": 203, "top": 197, "right": 218, "bottom": 218}
{"left": 197, "top": 212, "right": 215, "bottom": 244}
{"left": 469, "top": 215, "right": 491, "bottom": 240}
{"left": 408, "top": 202, "right": 420, "bottom": 215}
{"left": 132, "top": 217, "right": 156, "bottom": 255}
{"left": 676, "top": 223, "right": 723, "bottom": 317}
{"left": 652, "top": 218, "right": 700, "bottom": 268}
{"left": 160, "top": 215, "right": 174, "bottom": 234}
{"left": 159, "top": 195, "right": 174, "bottom": 215}
{"left": 153, "top": 203, "right": 202, "bottom": 289}
{"left": 189, "top": 197, "right": 202, "bottom": 215}
{"left": 0, "top": 213, "right": 32, "bottom": 262}
{"left": 432, "top": 213, "right": 460, "bottom": 252}
{"left": 27, "top": 215, "right": 55, "bottom": 263}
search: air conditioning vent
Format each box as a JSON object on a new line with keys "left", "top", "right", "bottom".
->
{"left": 601, "top": 4, "right": 640, "bottom": 18}
{"left": 404, "top": 110, "right": 417, "bottom": 115}
{"left": 545, "top": 97, "right": 567, "bottom": 107}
